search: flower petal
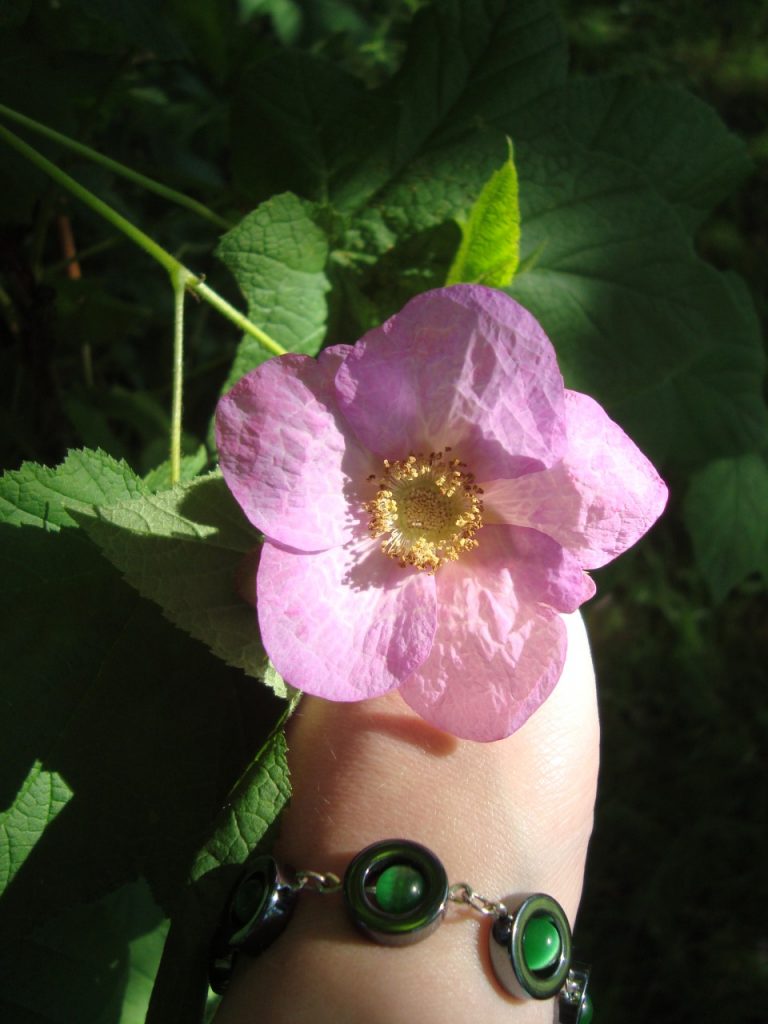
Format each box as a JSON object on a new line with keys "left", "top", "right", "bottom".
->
{"left": 257, "top": 534, "right": 437, "bottom": 700}
{"left": 483, "top": 390, "right": 668, "bottom": 568}
{"left": 398, "top": 538, "right": 568, "bottom": 741}
{"left": 334, "top": 285, "right": 566, "bottom": 481}
{"left": 497, "top": 525, "right": 596, "bottom": 612}
{"left": 216, "top": 350, "right": 373, "bottom": 551}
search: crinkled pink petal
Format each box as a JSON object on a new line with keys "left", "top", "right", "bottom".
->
{"left": 257, "top": 533, "right": 437, "bottom": 700}
{"left": 483, "top": 390, "right": 669, "bottom": 569}
{"left": 495, "top": 525, "right": 596, "bottom": 612}
{"left": 216, "top": 350, "right": 374, "bottom": 551}
{"left": 334, "top": 285, "right": 566, "bottom": 481}
{"left": 398, "top": 534, "right": 568, "bottom": 741}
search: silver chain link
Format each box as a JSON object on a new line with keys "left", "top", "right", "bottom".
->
{"left": 291, "top": 869, "right": 342, "bottom": 894}
{"left": 447, "top": 882, "right": 508, "bottom": 919}
{"left": 290, "top": 870, "right": 508, "bottom": 918}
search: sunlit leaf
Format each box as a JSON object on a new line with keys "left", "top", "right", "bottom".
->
{"left": 216, "top": 193, "right": 330, "bottom": 390}
{"left": 446, "top": 141, "right": 520, "bottom": 286}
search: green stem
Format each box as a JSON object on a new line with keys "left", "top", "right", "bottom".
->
{"left": 0, "top": 101, "right": 232, "bottom": 231}
{"left": 0, "top": 121, "right": 287, "bottom": 357}
{"left": 0, "top": 121, "right": 180, "bottom": 274}
{"left": 170, "top": 270, "right": 188, "bottom": 485}
{"left": 195, "top": 281, "right": 286, "bottom": 358}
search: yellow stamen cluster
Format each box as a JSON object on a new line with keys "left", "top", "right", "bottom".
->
{"left": 363, "top": 448, "right": 484, "bottom": 573}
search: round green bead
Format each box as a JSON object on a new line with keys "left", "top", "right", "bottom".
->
{"left": 375, "top": 864, "right": 425, "bottom": 914}
{"left": 579, "top": 993, "right": 594, "bottom": 1024}
{"left": 521, "top": 914, "right": 561, "bottom": 971}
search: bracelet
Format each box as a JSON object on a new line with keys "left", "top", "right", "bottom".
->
{"left": 209, "top": 838, "right": 593, "bottom": 1023}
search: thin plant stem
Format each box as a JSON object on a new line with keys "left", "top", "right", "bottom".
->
{"left": 170, "top": 270, "right": 188, "bottom": 485}
{"left": 195, "top": 281, "right": 286, "bottom": 357}
{"left": 0, "top": 119, "right": 287, "bottom": 477}
{"left": 0, "top": 101, "right": 232, "bottom": 231}
{"left": 0, "top": 121, "right": 286, "bottom": 357}
{"left": 0, "top": 121, "right": 181, "bottom": 274}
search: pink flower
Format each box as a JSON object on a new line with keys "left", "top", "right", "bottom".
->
{"left": 216, "top": 286, "right": 667, "bottom": 741}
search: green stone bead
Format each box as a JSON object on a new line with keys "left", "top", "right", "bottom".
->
{"left": 375, "top": 864, "right": 425, "bottom": 914}
{"left": 521, "top": 914, "right": 561, "bottom": 971}
{"left": 579, "top": 993, "right": 594, "bottom": 1024}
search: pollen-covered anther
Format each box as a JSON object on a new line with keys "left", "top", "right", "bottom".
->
{"left": 363, "top": 450, "right": 484, "bottom": 573}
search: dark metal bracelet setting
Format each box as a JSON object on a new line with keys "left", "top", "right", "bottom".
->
{"left": 209, "top": 838, "right": 593, "bottom": 1023}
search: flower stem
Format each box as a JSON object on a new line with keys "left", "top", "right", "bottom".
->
{"left": 0, "top": 120, "right": 287, "bottom": 356}
{"left": 0, "top": 120, "right": 180, "bottom": 275}
{"left": 194, "top": 281, "right": 286, "bottom": 357}
{"left": 0, "top": 119, "right": 287, "bottom": 477}
{"left": 170, "top": 270, "right": 189, "bottom": 485}
{"left": 0, "top": 101, "right": 232, "bottom": 232}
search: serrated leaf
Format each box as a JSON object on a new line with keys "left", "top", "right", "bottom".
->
{"left": 76, "top": 472, "right": 277, "bottom": 685}
{"left": 146, "top": 729, "right": 290, "bottom": 1024}
{"left": 263, "top": 662, "right": 295, "bottom": 701}
{"left": 0, "top": 456, "right": 286, "bottom": 951}
{"left": 216, "top": 192, "right": 330, "bottom": 390}
{"left": 683, "top": 455, "right": 768, "bottom": 601}
{"left": 191, "top": 730, "right": 289, "bottom": 881}
{"left": 0, "top": 448, "right": 147, "bottom": 529}
{"left": 446, "top": 141, "right": 520, "bottom": 286}
{"left": 0, "top": 763, "right": 72, "bottom": 894}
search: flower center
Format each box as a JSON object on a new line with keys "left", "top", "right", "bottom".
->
{"left": 364, "top": 449, "right": 484, "bottom": 573}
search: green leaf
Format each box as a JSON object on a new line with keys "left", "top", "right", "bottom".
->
{"left": 263, "top": 662, "right": 295, "bottom": 702}
{"left": 335, "top": 0, "right": 567, "bottom": 212}
{"left": 216, "top": 192, "right": 330, "bottom": 390}
{"left": 76, "top": 472, "right": 277, "bottom": 685}
{"left": 229, "top": 0, "right": 565, "bottom": 229}
{"left": 0, "top": 448, "right": 147, "bottom": 529}
{"left": 0, "top": 879, "right": 167, "bottom": 1024}
{"left": 0, "top": 454, "right": 287, "bottom": 950}
{"left": 0, "top": 763, "right": 72, "bottom": 894}
{"left": 146, "top": 729, "right": 290, "bottom": 1024}
{"left": 446, "top": 141, "right": 520, "bottom": 286}
{"left": 231, "top": 52, "right": 376, "bottom": 204}
{"left": 350, "top": 129, "right": 506, "bottom": 256}
{"left": 557, "top": 77, "right": 751, "bottom": 232}
{"left": 683, "top": 454, "right": 768, "bottom": 601}
{"left": 508, "top": 141, "right": 768, "bottom": 466}
{"left": 142, "top": 446, "right": 209, "bottom": 492}
{"left": 189, "top": 730, "right": 289, "bottom": 883}
{"left": 122, "top": 907, "right": 170, "bottom": 1024}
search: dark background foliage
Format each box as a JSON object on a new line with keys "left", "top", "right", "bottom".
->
{"left": 0, "top": 1, "right": 766, "bottom": 1022}
{"left": 561, "top": 4, "right": 768, "bottom": 1020}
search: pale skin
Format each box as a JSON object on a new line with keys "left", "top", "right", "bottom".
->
{"left": 216, "top": 611, "right": 599, "bottom": 1024}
